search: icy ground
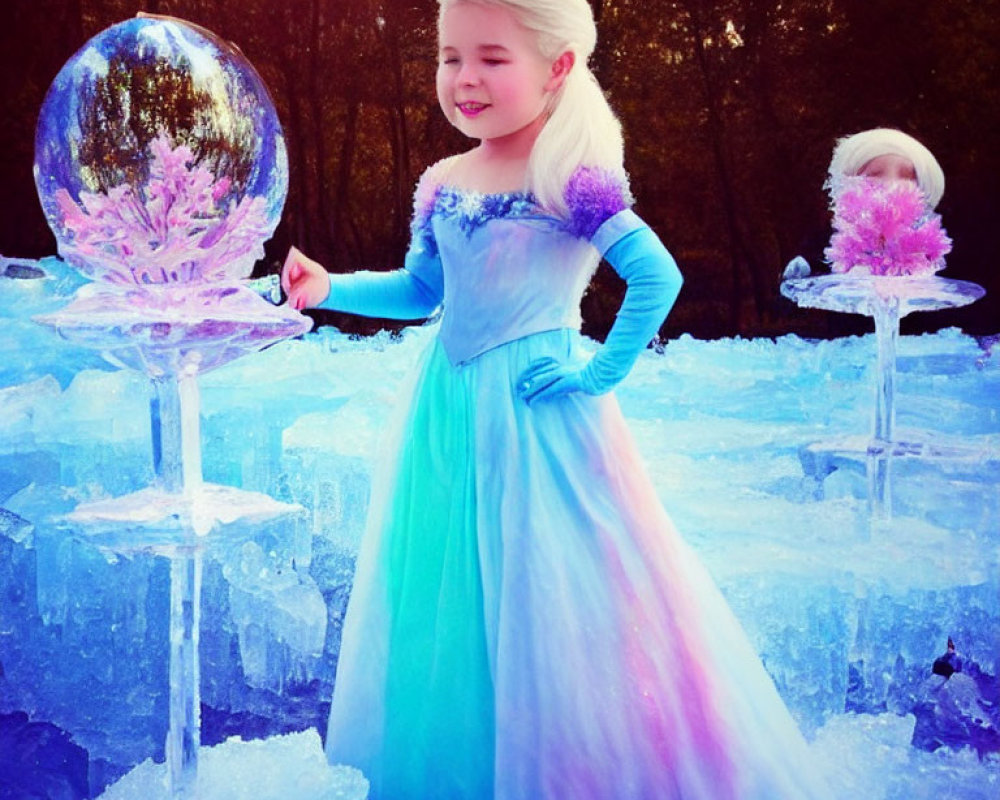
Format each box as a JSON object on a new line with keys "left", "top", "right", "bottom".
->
{"left": 1, "top": 257, "right": 998, "bottom": 798}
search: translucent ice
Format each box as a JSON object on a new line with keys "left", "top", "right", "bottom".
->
{"left": 34, "top": 17, "right": 287, "bottom": 285}
{"left": 812, "top": 713, "right": 1000, "bottom": 799}
{"left": 98, "top": 729, "right": 368, "bottom": 799}
{"left": 2, "top": 269, "right": 998, "bottom": 796}
{"left": 226, "top": 540, "right": 328, "bottom": 691}
{"left": 1, "top": 256, "right": 105, "bottom": 389}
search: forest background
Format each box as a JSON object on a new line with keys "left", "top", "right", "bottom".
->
{"left": 2, "top": 0, "right": 997, "bottom": 341}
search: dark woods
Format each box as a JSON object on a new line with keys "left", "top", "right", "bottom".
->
{"left": 2, "top": 0, "right": 998, "bottom": 340}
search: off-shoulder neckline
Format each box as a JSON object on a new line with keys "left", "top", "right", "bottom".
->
{"left": 436, "top": 184, "right": 536, "bottom": 202}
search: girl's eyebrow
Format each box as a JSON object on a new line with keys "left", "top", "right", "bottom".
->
{"left": 439, "top": 43, "right": 511, "bottom": 53}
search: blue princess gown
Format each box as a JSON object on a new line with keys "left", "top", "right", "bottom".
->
{"left": 320, "top": 160, "right": 832, "bottom": 800}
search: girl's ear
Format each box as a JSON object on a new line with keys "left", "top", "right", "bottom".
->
{"left": 545, "top": 50, "right": 575, "bottom": 92}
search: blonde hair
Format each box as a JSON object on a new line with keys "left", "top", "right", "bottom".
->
{"left": 438, "top": 0, "right": 625, "bottom": 215}
{"left": 827, "top": 128, "right": 945, "bottom": 208}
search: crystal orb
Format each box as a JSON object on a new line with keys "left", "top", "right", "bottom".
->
{"left": 34, "top": 15, "right": 288, "bottom": 286}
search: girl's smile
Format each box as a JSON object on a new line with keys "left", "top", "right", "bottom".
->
{"left": 457, "top": 101, "right": 489, "bottom": 118}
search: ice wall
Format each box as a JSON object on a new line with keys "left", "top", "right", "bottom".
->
{"left": 2, "top": 257, "right": 998, "bottom": 797}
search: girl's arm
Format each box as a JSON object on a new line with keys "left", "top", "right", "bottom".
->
{"left": 283, "top": 161, "right": 449, "bottom": 320}
{"left": 518, "top": 209, "right": 682, "bottom": 403}
{"left": 281, "top": 243, "right": 443, "bottom": 320}
{"left": 581, "top": 212, "right": 682, "bottom": 393}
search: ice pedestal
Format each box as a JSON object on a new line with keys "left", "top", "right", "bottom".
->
{"left": 620, "top": 333, "right": 999, "bottom": 745}
{"left": 1, "top": 483, "right": 334, "bottom": 796}
{"left": 50, "top": 489, "right": 358, "bottom": 799}
{"left": 781, "top": 274, "right": 988, "bottom": 519}
{"left": 34, "top": 281, "right": 314, "bottom": 797}
{"left": 60, "top": 486, "right": 314, "bottom": 797}
{"left": 21, "top": 14, "right": 333, "bottom": 791}
{"left": 55, "top": 433, "right": 310, "bottom": 798}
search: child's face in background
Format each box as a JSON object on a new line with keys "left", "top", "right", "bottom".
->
{"left": 857, "top": 153, "right": 917, "bottom": 184}
{"left": 436, "top": 2, "right": 556, "bottom": 145}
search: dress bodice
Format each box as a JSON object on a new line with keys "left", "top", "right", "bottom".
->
{"left": 318, "top": 163, "right": 647, "bottom": 367}
{"left": 424, "top": 189, "right": 601, "bottom": 365}
{"left": 407, "top": 165, "right": 643, "bottom": 366}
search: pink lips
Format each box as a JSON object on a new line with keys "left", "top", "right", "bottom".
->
{"left": 457, "top": 101, "right": 488, "bottom": 118}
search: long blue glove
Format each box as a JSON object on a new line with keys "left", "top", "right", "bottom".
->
{"left": 318, "top": 247, "right": 444, "bottom": 319}
{"left": 518, "top": 217, "right": 682, "bottom": 403}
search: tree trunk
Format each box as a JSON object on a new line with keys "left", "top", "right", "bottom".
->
{"left": 684, "top": 1, "right": 758, "bottom": 330}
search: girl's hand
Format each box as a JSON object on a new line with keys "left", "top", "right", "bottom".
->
{"left": 516, "top": 357, "right": 589, "bottom": 405}
{"left": 281, "top": 246, "right": 330, "bottom": 310}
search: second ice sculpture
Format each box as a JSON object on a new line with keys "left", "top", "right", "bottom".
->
{"left": 28, "top": 15, "right": 360, "bottom": 799}
{"left": 782, "top": 178, "right": 984, "bottom": 519}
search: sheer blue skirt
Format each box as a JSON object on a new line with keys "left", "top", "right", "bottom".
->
{"left": 325, "top": 329, "right": 832, "bottom": 800}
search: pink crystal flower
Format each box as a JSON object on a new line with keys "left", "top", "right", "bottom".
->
{"left": 55, "top": 132, "right": 271, "bottom": 286}
{"left": 825, "top": 177, "right": 952, "bottom": 277}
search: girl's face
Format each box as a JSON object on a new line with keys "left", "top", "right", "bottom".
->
{"left": 436, "top": 2, "right": 562, "bottom": 147}
{"left": 858, "top": 153, "right": 917, "bottom": 184}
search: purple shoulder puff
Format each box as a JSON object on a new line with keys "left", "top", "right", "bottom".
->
{"left": 563, "top": 166, "right": 634, "bottom": 240}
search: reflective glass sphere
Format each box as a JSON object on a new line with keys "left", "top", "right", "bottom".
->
{"left": 34, "top": 16, "right": 287, "bottom": 285}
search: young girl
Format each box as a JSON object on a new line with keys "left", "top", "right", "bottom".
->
{"left": 284, "top": 1, "right": 832, "bottom": 797}
{"left": 826, "top": 127, "right": 945, "bottom": 208}
{"left": 823, "top": 128, "right": 950, "bottom": 277}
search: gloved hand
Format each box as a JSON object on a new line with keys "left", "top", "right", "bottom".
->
{"left": 518, "top": 216, "right": 682, "bottom": 404}
{"left": 516, "top": 356, "right": 588, "bottom": 404}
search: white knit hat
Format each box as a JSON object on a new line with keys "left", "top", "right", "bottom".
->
{"left": 827, "top": 128, "right": 945, "bottom": 208}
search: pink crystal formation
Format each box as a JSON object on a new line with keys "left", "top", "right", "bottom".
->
{"left": 825, "top": 177, "right": 952, "bottom": 277}
{"left": 56, "top": 132, "right": 270, "bottom": 286}
{"left": 38, "top": 132, "right": 310, "bottom": 378}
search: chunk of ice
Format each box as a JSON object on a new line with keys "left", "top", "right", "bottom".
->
{"left": 98, "top": 729, "right": 368, "bottom": 799}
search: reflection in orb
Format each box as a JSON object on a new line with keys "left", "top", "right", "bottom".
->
{"left": 34, "top": 16, "right": 287, "bottom": 285}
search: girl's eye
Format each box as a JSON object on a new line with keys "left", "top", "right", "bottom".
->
{"left": 442, "top": 57, "right": 459, "bottom": 65}
{"left": 483, "top": 59, "right": 506, "bottom": 66}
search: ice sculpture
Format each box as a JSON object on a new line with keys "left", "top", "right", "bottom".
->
{"left": 782, "top": 179, "right": 985, "bottom": 519}
{"left": 27, "top": 15, "right": 364, "bottom": 799}
{"left": 32, "top": 13, "right": 305, "bottom": 382}
{"left": 34, "top": 13, "right": 286, "bottom": 285}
